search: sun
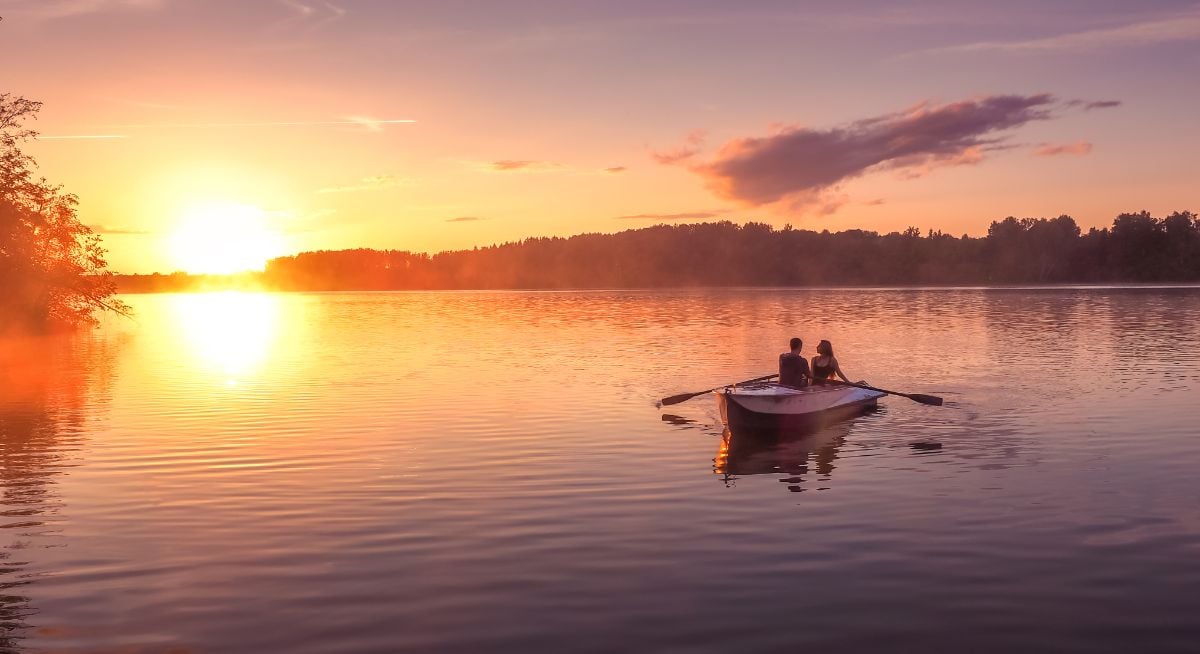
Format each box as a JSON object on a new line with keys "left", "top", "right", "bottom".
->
{"left": 168, "top": 202, "right": 286, "bottom": 274}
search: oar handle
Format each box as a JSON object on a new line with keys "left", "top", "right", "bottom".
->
{"left": 726, "top": 373, "right": 779, "bottom": 388}
{"left": 658, "top": 373, "right": 778, "bottom": 407}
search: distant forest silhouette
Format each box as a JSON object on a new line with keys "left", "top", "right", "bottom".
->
{"left": 117, "top": 211, "right": 1200, "bottom": 292}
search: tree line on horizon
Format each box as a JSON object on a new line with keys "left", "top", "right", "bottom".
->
{"left": 116, "top": 210, "right": 1200, "bottom": 292}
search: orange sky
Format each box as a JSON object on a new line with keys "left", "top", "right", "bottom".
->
{"left": 2, "top": 0, "right": 1197, "bottom": 273}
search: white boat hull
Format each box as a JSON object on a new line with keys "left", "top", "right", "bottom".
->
{"left": 715, "top": 383, "right": 884, "bottom": 432}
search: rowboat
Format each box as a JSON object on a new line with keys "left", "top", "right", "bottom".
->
{"left": 714, "top": 382, "right": 885, "bottom": 433}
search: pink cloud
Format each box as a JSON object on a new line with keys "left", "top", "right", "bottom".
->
{"left": 615, "top": 211, "right": 720, "bottom": 221}
{"left": 890, "top": 145, "right": 987, "bottom": 180}
{"left": 1034, "top": 141, "right": 1093, "bottom": 157}
{"left": 651, "top": 129, "right": 706, "bottom": 165}
{"left": 688, "top": 94, "right": 1058, "bottom": 207}
{"left": 786, "top": 189, "right": 849, "bottom": 216}
{"left": 491, "top": 159, "right": 552, "bottom": 171}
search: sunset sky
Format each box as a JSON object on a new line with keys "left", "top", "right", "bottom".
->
{"left": 2, "top": 0, "right": 1198, "bottom": 273}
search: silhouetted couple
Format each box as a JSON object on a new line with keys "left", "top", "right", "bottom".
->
{"left": 778, "top": 337, "right": 851, "bottom": 389}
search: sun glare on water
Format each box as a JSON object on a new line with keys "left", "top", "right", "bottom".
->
{"left": 169, "top": 292, "right": 282, "bottom": 384}
{"left": 168, "top": 202, "right": 286, "bottom": 274}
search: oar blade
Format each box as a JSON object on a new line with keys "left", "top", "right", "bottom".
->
{"left": 908, "top": 393, "right": 944, "bottom": 406}
{"left": 659, "top": 392, "right": 702, "bottom": 407}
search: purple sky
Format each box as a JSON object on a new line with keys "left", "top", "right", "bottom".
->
{"left": 1, "top": 0, "right": 1197, "bottom": 272}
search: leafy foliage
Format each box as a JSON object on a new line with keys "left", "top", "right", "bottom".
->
{"left": 1, "top": 94, "right": 128, "bottom": 332}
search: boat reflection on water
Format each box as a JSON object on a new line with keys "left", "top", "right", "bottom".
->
{"left": 714, "top": 410, "right": 875, "bottom": 491}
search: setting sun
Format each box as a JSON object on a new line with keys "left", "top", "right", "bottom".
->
{"left": 167, "top": 203, "right": 286, "bottom": 274}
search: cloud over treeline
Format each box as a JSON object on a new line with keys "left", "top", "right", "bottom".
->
{"left": 667, "top": 94, "right": 1114, "bottom": 209}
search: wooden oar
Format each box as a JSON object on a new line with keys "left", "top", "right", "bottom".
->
{"left": 823, "top": 379, "right": 943, "bottom": 406}
{"left": 657, "top": 373, "right": 778, "bottom": 407}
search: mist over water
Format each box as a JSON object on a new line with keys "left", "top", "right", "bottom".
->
{"left": 2, "top": 288, "right": 1200, "bottom": 653}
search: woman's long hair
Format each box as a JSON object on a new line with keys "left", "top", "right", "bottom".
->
{"left": 816, "top": 340, "right": 834, "bottom": 357}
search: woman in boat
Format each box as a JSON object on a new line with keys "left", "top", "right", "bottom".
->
{"left": 811, "top": 340, "right": 851, "bottom": 384}
{"left": 778, "top": 337, "right": 810, "bottom": 388}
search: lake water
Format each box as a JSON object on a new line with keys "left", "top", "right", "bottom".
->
{"left": 3, "top": 288, "right": 1200, "bottom": 653}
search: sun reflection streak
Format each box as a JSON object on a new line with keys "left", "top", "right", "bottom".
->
{"left": 168, "top": 292, "right": 281, "bottom": 384}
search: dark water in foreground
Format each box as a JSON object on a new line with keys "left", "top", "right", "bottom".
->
{"left": 2, "top": 288, "right": 1200, "bottom": 653}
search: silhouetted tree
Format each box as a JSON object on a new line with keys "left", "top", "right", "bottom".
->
{"left": 0, "top": 94, "right": 127, "bottom": 332}
{"left": 1110, "top": 211, "right": 1166, "bottom": 281}
{"left": 1162, "top": 211, "right": 1200, "bottom": 280}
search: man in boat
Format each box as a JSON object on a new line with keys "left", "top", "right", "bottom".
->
{"left": 778, "top": 337, "right": 811, "bottom": 388}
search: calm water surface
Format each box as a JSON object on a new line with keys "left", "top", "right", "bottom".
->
{"left": 3, "top": 288, "right": 1200, "bottom": 653}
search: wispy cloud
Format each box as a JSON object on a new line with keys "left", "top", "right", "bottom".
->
{"left": 651, "top": 129, "right": 706, "bottom": 165}
{"left": 864, "top": 198, "right": 887, "bottom": 206}
{"left": 924, "top": 12, "right": 1200, "bottom": 55}
{"left": 270, "top": 0, "right": 347, "bottom": 33}
{"left": 35, "top": 134, "right": 128, "bottom": 140}
{"left": 788, "top": 190, "right": 849, "bottom": 216}
{"left": 446, "top": 216, "right": 485, "bottom": 222}
{"left": 485, "top": 160, "right": 562, "bottom": 172}
{"left": 89, "top": 224, "right": 151, "bottom": 235}
{"left": 1067, "top": 99, "right": 1123, "bottom": 111}
{"left": 1035, "top": 141, "right": 1093, "bottom": 157}
{"left": 1, "top": 0, "right": 165, "bottom": 22}
{"left": 682, "top": 94, "right": 1061, "bottom": 209}
{"left": 43, "top": 117, "right": 415, "bottom": 139}
{"left": 615, "top": 211, "right": 721, "bottom": 221}
{"left": 492, "top": 160, "right": 537, "bottom": 171}
{"left": 473, "top": 160, "right": 623, "bottom": 175}
{"left": 891, "top": 145, "right": 987, "bottom": 180}
{"left": 317, "top": 175, "right": 411, "bottom": 194}
{"left": 344, "top": 116, "right": 400, "bottom": 132}
{"left": 103, "top": 118, "right": 415, "bottom": 130}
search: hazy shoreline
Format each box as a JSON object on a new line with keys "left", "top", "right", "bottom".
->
{"left": 114, "top": 213, "right": 1200, "bottom": 294}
